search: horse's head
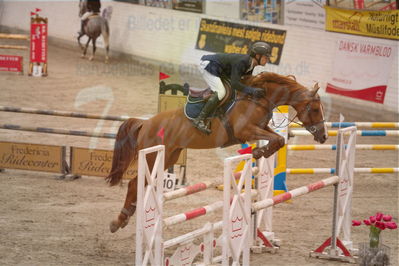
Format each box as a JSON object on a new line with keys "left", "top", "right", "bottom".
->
{"left": 78, "top": 0, "right": 87, "bottom": 17}
{"left": 293, "top": 83, "right": 328, "bottom": 143}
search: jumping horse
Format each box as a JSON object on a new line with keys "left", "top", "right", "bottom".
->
{"left": 106, "top": 72, "right": 328, "bottom": 233}
{"left": 78, "top": 0, "right": 110, "bottom": 63}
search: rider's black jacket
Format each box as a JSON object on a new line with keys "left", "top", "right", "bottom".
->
{"left": 201, "top": 53, "right": 255, "bottom": 94}
{"left": 87, "top": 0, "right": 101, "bottom": 13}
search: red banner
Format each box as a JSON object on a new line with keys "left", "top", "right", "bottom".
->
{"left": 353, "top": 0, "right": 364, "bottom": 9}
{"left": 30, "top": 23, "right": 47, "bottom": 63}
{"left": 326, "top": 83, "right": 386, "bottom": 104}
{"left": 0, "top": 55, "right": 23, "bottom": 72}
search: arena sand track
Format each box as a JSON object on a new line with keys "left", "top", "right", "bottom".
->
{"left": 0, "top": 41, "right": 398, "bottom": 266}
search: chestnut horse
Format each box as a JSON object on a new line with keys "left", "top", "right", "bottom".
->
{"left": 106, "top": 72, "right": 328, "bottom": 233}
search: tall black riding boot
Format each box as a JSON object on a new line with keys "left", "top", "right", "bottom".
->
{"left": 78, "top": 20, "right": 85, "bottom": 36}
{"left": 193, "top": 92, "right": 220, "bottom": 134}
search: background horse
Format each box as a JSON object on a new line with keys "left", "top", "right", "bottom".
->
{"left": 106, "top": 72, "right": 328, "bottom": 233}
{"left": 78, "top": 0, "right": 110, "bottom": 63}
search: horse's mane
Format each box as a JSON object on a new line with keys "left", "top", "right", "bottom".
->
{"left": 247, "top": 72, "right": 307, "bottom": 90}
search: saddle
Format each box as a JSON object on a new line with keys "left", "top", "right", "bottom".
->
{"left": 184, "top": 81, "right": 240, "bottom": 147}
{"left": 184, "top": 80, "right": 235, "bottom": 120}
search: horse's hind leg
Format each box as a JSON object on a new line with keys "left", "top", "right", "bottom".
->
{"left": 109, "top": 152, "right": 156, "bottom": 233}
{"left": 109, "top": 177, "right": 139, "bottom": 233}
{"left": 82, "top": 37, "right": 91, "bottom": 58}
{"left": 105, "top": 45, "right": 109, "bottom": 64}
{"left": 109, "top": 148, "right": 182, "bottom": 233}
{"left": 77, "top": 34, "right": 84, "bottom": 50}
{"left": 89, "top": 38, "right": 96, "bottom": 61}
{"left": 103, "top": 35, "right": 109, "bottom": 63}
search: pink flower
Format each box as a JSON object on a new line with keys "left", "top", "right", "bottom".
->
{"left": 375, "top": 221, "right": 386, "bottom": 230}
{"left": 352, "top": 220, "right": 361, "bottom": 226}
{"left": 370, "top": 216, "right": 376, "bottom": 223}
{"left": 375, "top": 221, "right": 381, "bottom": 228}
{"left": 364, "top": 219, "right": 372, "bottom": 226}
{"left": 376, "top": 213, "right": 383, "bottom": 221}
{"left": 383, "top": 215, "right": 392, "bottom": 222}
{"left": 385, "top": 222, "right": 398, "bottom": 230}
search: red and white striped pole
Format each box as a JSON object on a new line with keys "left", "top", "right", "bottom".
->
{"left": 163, "top": 181, "right": 214, "bottom": 201}
{"left": 163, "top": 189, "right": 258, "bottom": 227}
{"left": 252, "top": 176, "right": 340, "bottom": 212}
{"left": 163, "top": 200, "right": 224, "bottom": 227}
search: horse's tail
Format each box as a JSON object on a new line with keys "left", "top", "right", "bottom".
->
{"left": 106, "top": 118, "right": 144, "bottom": 186}
{"left": 101, "top": 19, "right": 110, "bottom": 56}
{"left": 101, "top": 6, "right": 113, "bottom": 22}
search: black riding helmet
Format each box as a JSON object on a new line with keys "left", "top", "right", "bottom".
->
{"left": 249, "top": 41, "right": 272, "bottom": 59}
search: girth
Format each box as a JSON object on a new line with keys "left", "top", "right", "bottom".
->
{"left": 217, "top": 113, "right": 243, "bottom": 148}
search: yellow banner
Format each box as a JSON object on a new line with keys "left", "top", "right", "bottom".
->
{"left": 0, "top": 142, "right": 65, "bottom": 173}
{"left": 325, "top": 6, "right": 399, "bottom": 40}
{"left": 70, "top": 147, "right": 137, "bottom": 179}
{"left": 158, "top": 94, "right": 187, "bottom": 165}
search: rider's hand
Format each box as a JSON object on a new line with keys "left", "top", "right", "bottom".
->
{"left": 251, "top": 88, "right": 265, "bottom": 98}
{"left": 242, "top": 87, "right": 265, "bottom": 98}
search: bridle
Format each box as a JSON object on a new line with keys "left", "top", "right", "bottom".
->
{"left": 237, "top": 94, "right": 325, "bottom": 134}
{"left": 291, "top": 99, "right": 326, "bottom": 134}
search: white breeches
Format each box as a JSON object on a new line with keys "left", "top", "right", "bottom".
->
{"left": 81, "top": 11, "right": 94, "bottom": 21}
{"left": 198, "top": 60, "right": 226, "bottom": 100}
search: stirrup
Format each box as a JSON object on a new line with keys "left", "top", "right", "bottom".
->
{"left": 193, "top": 119, "right": 211, "bottom": 134}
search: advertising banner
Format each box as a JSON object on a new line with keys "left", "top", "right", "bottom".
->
{"left": 70, "top": 147, "right": 137, "bottom": 179}
{"left": 326, "top": 38, "right": 396, "bottom": 104}
{"left": 0, "top": 142, "right": 65, "bottom": 173}
{"left": 325, "top": 6, "right": 399, "bottom": 40}
{"left": 241, "top": 0, "right": 282, "bottom": 24}
{"left": 0, "top": 55, "right": 23, "bottom": 72}
{"left": 145, "top": 0, "right": 168, "bottom": 8}
{"left": 173, "top": 0, "right": 203, "bottom": 13}
{"left": 284, "top": 0, "right": 326, "bottom": 30}
{"left": 30, "top": 23, "right": 48, "bottom": 63}
{"left": 196, "top": 18, "right": 286, "bottom": 65}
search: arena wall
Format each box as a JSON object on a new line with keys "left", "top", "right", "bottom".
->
{"left": 0, "top": 0, "right": 397, "bottom": 115}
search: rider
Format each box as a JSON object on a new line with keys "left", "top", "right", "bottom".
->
{"left": 78, "top": 0, "right": 101, "bottom": 35}
{"left": 192, "top": 41, "right": 272, "bottom": 134}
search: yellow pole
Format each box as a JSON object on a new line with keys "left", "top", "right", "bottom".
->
{"left": 272, "top": 105, "right": 289, "bottom": 196}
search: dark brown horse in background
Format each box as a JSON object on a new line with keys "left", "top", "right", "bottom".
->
{"left": 106, "top": 72, "right": 328, "bottom": 233}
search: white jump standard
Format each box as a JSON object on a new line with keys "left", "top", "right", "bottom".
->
{"left": 134, "top": 126, "right": 358, "bottom": 265}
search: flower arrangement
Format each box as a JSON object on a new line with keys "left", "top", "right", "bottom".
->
{"left": 352, "top": 212, "right": 397, "bottom": 248}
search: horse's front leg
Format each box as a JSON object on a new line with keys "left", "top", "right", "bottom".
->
{"left": 240, "top": 126, "right": 285, "bottom": 159}
{"left": 110, "top": 178, "right": 138, "bottom": 233}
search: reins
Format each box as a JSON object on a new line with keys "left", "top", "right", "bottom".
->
{"left": 235, "top": 93, "right": 324, "bottom": 131}
{"left": 235, "top": 95, "right": 300, "bottom": 129}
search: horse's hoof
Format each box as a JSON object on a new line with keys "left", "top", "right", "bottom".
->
{"left": 109, "top": 220, "right": 120, "bottom": 233}
{"left": 252, "top": 148, "right": 263, "bottom": 159}
{"left": 89, "top": 57, "right": 94, "bottom": 61}
{"left": 120, "top": 219, "right": 129, "bottom": 229}
{"left": 262, "top": 148, "right": 274, "bottom": 158}
{"left": 81, "top": 54, "right": 85, "bottom": 59}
